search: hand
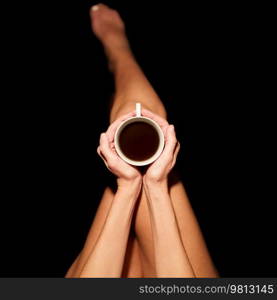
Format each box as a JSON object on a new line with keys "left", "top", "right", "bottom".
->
{"left": 141, "top": 109, "right": 180, "bottom": 184}
{"left": 97, "top": 111, "right": 142, "bottom": 186}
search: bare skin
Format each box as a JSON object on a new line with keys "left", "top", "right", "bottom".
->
{"left": 65, "top": 3, "right": 218, "bottom": 278}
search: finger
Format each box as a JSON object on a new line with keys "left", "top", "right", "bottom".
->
{"left": 161, "top": 125, "right": 178, "bottom": 157}
{"left": 106, "top": 111, "right": 136, "bottom": 142}
{"left": 97, "top": 145, "right": 109, "bottom": 166}
{"left": 141, "top": 108, "right": 169, "bottom": 127}
{"left": 97, "top": 145, "right": 106, "bottom": 162}
{"left": 99, "top": 133, "right": 115, "bottom": 163}
{"left": 171, "top": 141, "right": 181, "bottom": 168}
{"left": 141, "top": 108, "right": 169, "bottom": 136}
{"left": 97, "top": 145, "right": 111, "bottom": 170}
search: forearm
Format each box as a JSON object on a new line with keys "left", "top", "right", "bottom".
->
{"left": 144, "top": 178, "right": 195, "bottom": 277}
{"left": 79, "top": 178, "right": 141, "bottom": 277}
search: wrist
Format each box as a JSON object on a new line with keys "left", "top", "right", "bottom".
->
{"left": 117, "top": 176, "right": 142, "bottom": 191}
{"left": 143, "top": 177, "right": 171, "bottom": 207}
{"left": 143, "top": 175, "right": 167, "bottom": 187}
{"left": 143, "top": 176, "right": 168, "bottom": 192}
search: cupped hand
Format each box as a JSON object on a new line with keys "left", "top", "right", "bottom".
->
{"left": 97, "top": 111, "right": 142, "bottom": 186}
{"left": 141, "top": 109, "right": 181, "bottom": 183}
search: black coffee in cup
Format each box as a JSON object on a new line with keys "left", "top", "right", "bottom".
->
{"left": 118, "top": 121, "right": 160, "bottom": 162}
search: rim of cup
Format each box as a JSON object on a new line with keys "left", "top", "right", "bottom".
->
{"left": 114, "top": 116, "right": 165, "bottom": 166}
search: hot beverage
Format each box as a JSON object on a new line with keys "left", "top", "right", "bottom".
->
{"left": 118, "top": 121, "right": 160, "bottom": 162}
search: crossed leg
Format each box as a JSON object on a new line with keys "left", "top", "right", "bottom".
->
{"left": 66, "top": 4, "right": 218, "bottom": 278}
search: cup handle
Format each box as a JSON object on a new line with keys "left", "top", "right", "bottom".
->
{"left": 136, "top": 102, "right": 141, "bottom": 117}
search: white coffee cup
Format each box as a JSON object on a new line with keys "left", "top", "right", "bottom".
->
{"left": 114, "top": 103, "right": 165, "bottom": 166}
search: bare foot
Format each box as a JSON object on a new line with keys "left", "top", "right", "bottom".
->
{"left": 90, "top": 3, "right": 132, "bottom": 69}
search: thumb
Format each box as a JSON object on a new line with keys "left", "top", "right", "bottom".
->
{"left": 162, "top": 125, "right": 177, "bottom": 157}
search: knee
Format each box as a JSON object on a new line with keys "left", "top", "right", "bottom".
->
{"left": 149, "top": 105, "right": 167, "bottom": 120}
{"left": 110, "top": 101, "right": 168, "bottom": 123}
{"left": 109, "top": 102, "right": 134, "bottom": 123}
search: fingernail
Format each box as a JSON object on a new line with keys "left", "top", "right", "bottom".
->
{"left": 92, "top": 5, "right": 99, "bottom": 11}
{"left": 171, "top": 125, "right": 175, "bottom": 130}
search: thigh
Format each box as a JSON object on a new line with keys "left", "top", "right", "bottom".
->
{"left": 71, "top": 186, "right": 114, "bottom": 276}
{"left": 110, "top": 100, "right": 167, "bottom": 123}
{"left": 122, "top": 232, "right": 143, "bottom": 277}
{"left": 75, "top": 184, "right": 143, "bottom": 277}
{"left": 134, "top": 168, "right": 218, "bottom": 277}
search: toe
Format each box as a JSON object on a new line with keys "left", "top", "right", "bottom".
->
{"left": 91, "top": 5, "right": 99, "bottom": 12}
{"left": 90, "top": 3, "right": 114, "bottom": 18}
{"left": 91, "top": 3, "right": 110, "bottom": 12}
{"left": 90, "top": 5, "right": 100, "bottom": 19}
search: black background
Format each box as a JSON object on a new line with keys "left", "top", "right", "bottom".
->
{"left": 1, "top": 1, "right": 276, "bottom": 277}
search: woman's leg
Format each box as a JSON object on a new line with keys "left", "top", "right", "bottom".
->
{"left": 90, "top": 4, "right": 167, "bottom": 123}
{"left": 65, "top": 186, "right": 143, "bottom": 277}
{"left": 90, "top": 4, "right": 218, "bottom": 277}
